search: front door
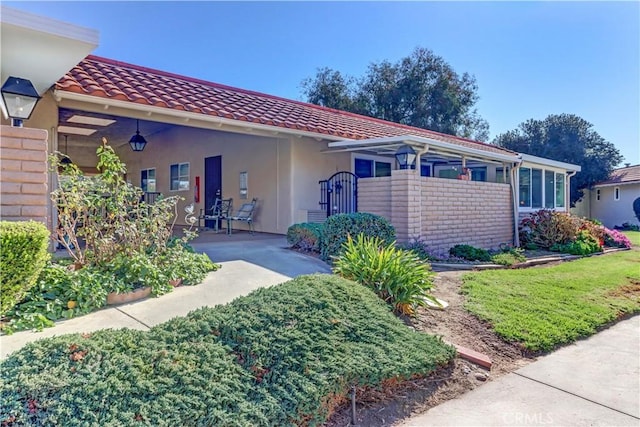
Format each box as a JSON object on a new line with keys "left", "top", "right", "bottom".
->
{"left": 204, "top": 156, "right": 222, "bottom": 229}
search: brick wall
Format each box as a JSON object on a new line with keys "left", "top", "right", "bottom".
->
{"left": 358, "top": 171, "right": 514, "bottom": 253}
{"left": 420, "top": 177, "right": 513, "bottom": 253}
{"left": 1, "top": 125, "right": 49, "bottom": 226}
{"left": 358, "top": 176, "right": 392, "bottom": 219}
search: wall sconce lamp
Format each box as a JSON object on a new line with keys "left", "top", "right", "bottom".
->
{"left": 1, "top": 76, "right": 41, "bottom": 127}
{"left": 128, "top": 119, "right": 147, "bottom": 152}
{"left": 395, "top": 144, "right": 417, "bottom": 170}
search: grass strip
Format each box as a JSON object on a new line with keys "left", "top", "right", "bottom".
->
{"left": 462, "top": 249, "right": 640, "bottom": 352}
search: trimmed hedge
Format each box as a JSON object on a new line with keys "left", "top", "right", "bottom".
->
{"left": 321, "top": 212, "right": 395, "bottom": 262}
{"left": 286, "top": 222, "right": 323, "bottom": 252}
{"left": 0, "top": 221, "right": 50, "bottom": 316}
{"left": 0, "top": 274, "right": 455, "bottom": 426}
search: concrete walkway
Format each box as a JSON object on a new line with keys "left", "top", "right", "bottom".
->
{"left": 0, "top": 233, "right": 330, "bottom": 359}
{"left": 401, "top": 315, "right": 640, "bottom": 426}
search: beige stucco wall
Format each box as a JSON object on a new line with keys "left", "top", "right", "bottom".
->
{"left": 0, "top": 125, "right": 49, "bottom": 227}
{"left": 588, "top": 184, "right": 640, "bottom": 228}
{"left": 359, "top": 171, "right": 514, "bottom": 253}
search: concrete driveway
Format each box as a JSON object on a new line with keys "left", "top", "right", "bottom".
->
{"left": 0, "top": 232, "right": 330, "bottom": 359}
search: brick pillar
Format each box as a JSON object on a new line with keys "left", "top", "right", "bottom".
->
{"left": 390, "top": 169, "right": 421, "bottom": 243}
{"left": 0, "top": 125, "right": 49, "bottom": 227}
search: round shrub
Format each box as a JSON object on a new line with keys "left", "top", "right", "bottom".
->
{"left": 0, "top": 221, "right": 51, "bottom": 316}
{"left": 286, "top": 222, "right": 324, "bottom": 252}
{"left": 449, "top": 244, "right": 492, "bottom": 262}
{"left": 321, "top": 212, "right": 395, "bottom": 262}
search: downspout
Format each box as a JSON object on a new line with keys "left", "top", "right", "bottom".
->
{"left": 566, "top": 170, "right": 577, "bottom": 213}
{"left": 510, "top": 159, "right": 523, "bottom": 247}
{"left": 415, "top": 145, "right": 429, "bottom": 240}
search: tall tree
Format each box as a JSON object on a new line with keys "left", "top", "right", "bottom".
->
{"left": 493, "top": 114, "right": 623, "bottom": 206}
{"left": 300, "top": 47, "right": 489, "bottom": 141}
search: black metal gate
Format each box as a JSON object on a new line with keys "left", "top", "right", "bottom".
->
{"left": 319, "top": 171, "right": 358, "bottom": 217}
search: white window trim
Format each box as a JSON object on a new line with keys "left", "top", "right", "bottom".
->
{"left": 614, "top": 187, "right": 620, "bottom": 201}
{"left": 141, "top": 167, "right": 156, "bottom": 193}
{"left": 518, "top": 166, "right": 568, "bottom": 212}
{"left": 170, "top": 162, "right": 190, "bottom": 192}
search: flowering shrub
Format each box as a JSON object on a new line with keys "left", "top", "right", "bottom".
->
{"left": 519, "top": 210, "right": 581, "bottom": 249}
{"left": 603, "top": 228, "right": 632, "bottom": 249}
{"left": 522, "top": 210, "right": 633, "bottom": 255}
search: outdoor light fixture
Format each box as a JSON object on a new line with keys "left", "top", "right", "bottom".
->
{"left": 128, "top": 119, "right": 147, "bottom": 152}
{"left": 1, "top": 76, "right": 41, "bottom": 127}
{"left": 395, "top": 144, "right": 417, "bottom": 170}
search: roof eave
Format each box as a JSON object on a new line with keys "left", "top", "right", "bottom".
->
{"left": 54, "top": 90, "right": 347, "bottom": 142}
{"left": 327, "top": 135, "right": 521, "bottom": 164}
{"left": 520, "top": 153, "right": 581, "bottom": 172}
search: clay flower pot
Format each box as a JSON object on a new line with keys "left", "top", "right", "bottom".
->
{"left": 106, "top": 287, "right": 151, "bottom": 305}
{"left": 169, "top": 278, "right": 183, "bottom": 288}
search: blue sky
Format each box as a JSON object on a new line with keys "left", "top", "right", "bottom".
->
{"left": 7, "top": 1, "right": 639, "bottom": 165}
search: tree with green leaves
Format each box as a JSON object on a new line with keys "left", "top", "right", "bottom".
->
{"left": 493, "top": 114, "right": 623, "bottom": 206}
{"left": 300, "top": 47, "right": 489, "bottom": 141}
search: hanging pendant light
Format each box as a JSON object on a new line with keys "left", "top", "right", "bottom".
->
{"left": 60, "top": 134, "right": 73, "bottom": 165}
{"left": 128, "top": 119, "right": 147, "bottom": 152}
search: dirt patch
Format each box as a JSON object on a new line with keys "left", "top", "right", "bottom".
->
{"left": 324, "top": 270, "right": 534, "bottom": 427}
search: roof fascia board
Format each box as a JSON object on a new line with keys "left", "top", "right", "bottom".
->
{"left": 55, "top": 90, "right": 346, "bottom": 142}
{"left": 520, "top": 153, "right": 581, "bottom": 172}
{"left": 1, "top": 6, "right": 99, "bottom": 45}
{"left": 593, "top": 181, "right": 639, "bottom": 188}
{"left": 328, "top": 135, "right": 521, "bottom": 164}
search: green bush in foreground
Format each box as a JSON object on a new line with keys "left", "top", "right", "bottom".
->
{"left": 1, "top": 274, "right": 455, "bottom": 426}
{"left": 334, "top": 235, "right": 438, "bottom": 315}
{"left": 0, "top": 221, "right": 51, "bottom": 316}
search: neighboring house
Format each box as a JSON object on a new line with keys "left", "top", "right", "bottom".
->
{"left": 0, "top": 7, "right": 580, "bottom": 253}
{"left": 573, "top": 165, "right": 640, "bottom": 228}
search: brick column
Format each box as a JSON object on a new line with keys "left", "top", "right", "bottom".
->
{"left": 390, "top": 169, "right": 421, "bottom": 243}
{"left": 0, "top": 125, "right": 49, "bottom": 227}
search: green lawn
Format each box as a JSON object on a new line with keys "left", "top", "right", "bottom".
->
{"left": 623, "top": 230, "right": 640, "bottom": 247}
{"left": 461, "top": 248, "right": 640, "bottom": 352}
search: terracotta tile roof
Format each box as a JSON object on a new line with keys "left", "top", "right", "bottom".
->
{"left": 596, "top": 164, "right": 640, "bottom": 186}
{"left": 56, "top": 55, "right": 514, "bottom": 156}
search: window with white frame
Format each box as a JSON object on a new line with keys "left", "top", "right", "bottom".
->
{"left": 353, "top": 155, "right": 392, "bottom": 178}
{"left": 614, "top": 187, "right": 620, "bottom": 201}
{"left": 141, "top": 168, "right": 156, "bottom": 192}
{"left": 170, "top": 162, "right": 190, "bottom": 191}
{"left": 496, "top": 167, "right": 511, "bottom": 184}
{"left": 519, "top": 167, "right": 566, "bottom": 209}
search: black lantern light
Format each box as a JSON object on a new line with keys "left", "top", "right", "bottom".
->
{"left": 395, "top": 144, "right": 417, "bottom": 170}
{"left": 1, "top": 76, "right": 41, "bottom": 127}
{"left": 128, "top": 119, "right": 147, "bottom": 152}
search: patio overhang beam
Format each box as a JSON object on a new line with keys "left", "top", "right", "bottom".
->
{"left": 54, "top": 90, "right": 349, "bottom": 143}
{"left": 326, "top": 135, "right": 521, "bottom": 165}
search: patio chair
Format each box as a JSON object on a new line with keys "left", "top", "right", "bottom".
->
{"left": 227, "top": 198, "right": 257, "bottom": 234}
{"left": 198, "top": 198, "right": 233, "bottom": 233}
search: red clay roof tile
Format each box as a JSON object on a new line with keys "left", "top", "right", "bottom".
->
{"left": 596, "top": 165, "right": 640, "bottom": 185}
{"left": 56, "top": 55, "right": 515, "bottom": 156}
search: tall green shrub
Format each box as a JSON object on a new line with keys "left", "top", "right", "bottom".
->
{"left": 334, "top": 235, "right": 438, "bottom": 315}
{"left": 0, "top": 221, "right": 51, "bottom": 316}
{"left": 321, "top": 212, "right": 395, "bottom": 261}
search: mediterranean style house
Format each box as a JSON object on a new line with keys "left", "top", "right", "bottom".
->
{"left": 0, "top": 7, "right": 580, "bottom": 252}
{"left": 573, "top": 164, "right": 640, "bottom": 228}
